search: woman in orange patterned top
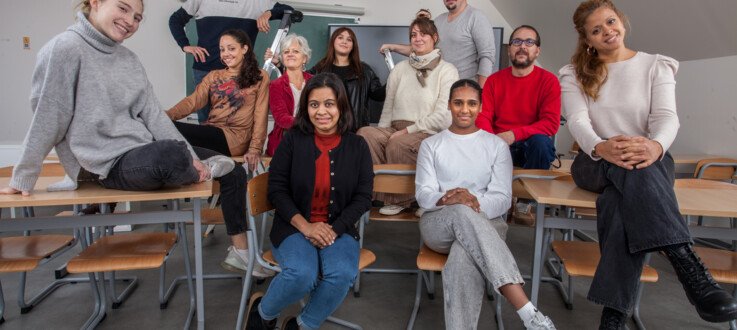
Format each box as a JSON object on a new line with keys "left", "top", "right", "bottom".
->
{"left": 167, "top": 29, "right": 269, "bottom": 173}
{"left": 167, "top": 29, "right": 274, "bottom": 278}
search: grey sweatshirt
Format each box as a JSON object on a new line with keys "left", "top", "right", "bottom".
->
{"left": 435, "top": 6, "right": 496, "bottom": 80}
{"left": 10, "top": 12, "right": 197, "bottom": 192}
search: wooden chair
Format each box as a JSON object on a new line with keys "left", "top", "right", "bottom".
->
{"left": 0, "top": 164, "right": 77, "bottom": 324}
{"left": 693, "top": 158, "right": 737, "bottom": 181}
{"left": 235, "top": 173, "right": 376, "bottom": 330}
{"left": 355, "top": 164, "right": 420, "bottom": 297}
{"left": 689, "top": 159, "right": 737, "bottom": 248}
{"left": 64, "top": 217, "right": 192, "bottom": 329}
{"left": 692, "top": 246, "right": 737, "bottom": 330}
{"left": 511, "top": 170, "right": 570, "bottom": 226}
{"left": 408, "top": 243, "right": 505, "bottom": 329}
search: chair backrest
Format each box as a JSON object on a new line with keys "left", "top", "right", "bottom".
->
{"left": 0, "top": 163, "right": 66, "bottom": 178}
{"left": 247, "top": 172, "right": 274, "bottom": 216}
{"left": 693, "top": 158, "right": 737, "bottom": 180}
{"left": 373, "top": 164, "right": 416, "bottom": 195}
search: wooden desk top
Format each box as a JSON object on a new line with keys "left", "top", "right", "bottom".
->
{"left": 672, "top": 154, "right": 720, "bottom": 164}
{"left": 0, "top": 177, "right": 212, "bottom": 208}
{"left": 521, "top": 178, "right": 737, "bottom": 218}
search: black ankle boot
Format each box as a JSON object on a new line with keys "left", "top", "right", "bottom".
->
{"left": 599, "top": 307, "right": 627, "bottom": 330}
{"left": 664, "top": 244, "right": 737, "bottom": 322}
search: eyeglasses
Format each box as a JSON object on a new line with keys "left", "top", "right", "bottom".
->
{"left": 510, "top": 38, "right": 539, "bottom": 47}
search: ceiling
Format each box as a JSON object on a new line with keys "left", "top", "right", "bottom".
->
{"left": 488, "top": 0, "right": 737, "bottom": 70}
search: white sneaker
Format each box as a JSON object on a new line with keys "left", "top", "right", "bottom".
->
{"left": 379, "top": 204, "right": 404, "bottom": 215}
{"left": 220, "top": 246, "right": 276, "bottom": 278}
{"left": 202, "top": 155, "right": 235, "bottom": 180}
{"left": 524, "top": 310, "right": 556, "bottom": 330}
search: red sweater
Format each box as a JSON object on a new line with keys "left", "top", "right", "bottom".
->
{"left": 266, "top": 71, "right": 313, "bottom": 156}
{"left": 310, "top": 133, "right": 341, "bottom": 223}
{"left": 476, "top": 66, "right": 561, "bottom": 142}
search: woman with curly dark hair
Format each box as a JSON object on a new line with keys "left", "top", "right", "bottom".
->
{"left": 168, "top": 29, "right": 269, "bottom": 172}
{"left": 167, "top": 29, "right": 272, "bottom": 278}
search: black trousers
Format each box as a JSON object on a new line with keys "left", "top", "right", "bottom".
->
{"left": 570, "top": 152, "right": 692, "bottom": 313}
{"left": 174, "top": 121, "right": 231, "bottom": 156}
{"left": 101, "top": 140, "right": 248, "bottom": 236}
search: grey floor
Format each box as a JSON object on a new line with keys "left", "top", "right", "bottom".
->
{"left": 0, "top": 201, "right": 730, "bottom": 330}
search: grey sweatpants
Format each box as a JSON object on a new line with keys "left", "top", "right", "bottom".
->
{"left": 419, "top": 205, "right": 524, "bottom": 329}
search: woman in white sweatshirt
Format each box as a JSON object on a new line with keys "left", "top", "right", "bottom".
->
{"left": 416, "top": 79, "right": 555, "bottom": 330}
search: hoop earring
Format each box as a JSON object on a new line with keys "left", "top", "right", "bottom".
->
{"left": 587, "top": 46, "right": 597, "bottom": 56}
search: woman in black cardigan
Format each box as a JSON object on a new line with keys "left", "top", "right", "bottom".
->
{"left": 246, "top": 73, "right": 374, "bottom": 330}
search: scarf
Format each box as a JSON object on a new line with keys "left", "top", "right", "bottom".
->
{"left": 409, "top": 49, "right": 442, "bottom": 87}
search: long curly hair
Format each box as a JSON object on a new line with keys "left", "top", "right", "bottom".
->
{"left": 313, "top": 27, "right": 364, "bottom": 84}
{"left": 220, "top": 29, "right": 263, "bottom": 89}
{"left": 570, "top": 0, "right": 629, "bottom": 100}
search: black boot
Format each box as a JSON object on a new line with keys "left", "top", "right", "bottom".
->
{"left": 664, "top": 244, "right": 737, "bottom": 323}
{"left": 245, "top": 292, "right": 276, "bottom": 330}
{"left": 599, "top": 307, "right": 627, "bottom": 330}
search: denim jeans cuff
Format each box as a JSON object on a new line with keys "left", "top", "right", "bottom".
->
{"left": 629, "top": 236, "right": 692, "bottom": 254}
{"left": 258, "top": 303, "right": 279, "bottom": 321}
{"left": 490, "top": 274, "right": 525, "bottom": 295}
{"left": 297, "top": 314, "right": 318, "bottom": 330}
{"left": 587, "top": 294, "right": 631, "bottom": 314}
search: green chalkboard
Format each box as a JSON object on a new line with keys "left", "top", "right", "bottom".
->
{"left": 185, "top": 15, "right": 356, "bottom": 94}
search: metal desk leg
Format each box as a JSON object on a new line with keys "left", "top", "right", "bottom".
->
{"left": 193, "top": 198, "right": 205, "bottom": 330}
{"left": 530, "top": 202, "right": 547, "bottom": 305}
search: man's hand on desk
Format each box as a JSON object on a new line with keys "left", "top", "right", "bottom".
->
{"left": 0, "top": 186, "right": 30, "bottom": 196}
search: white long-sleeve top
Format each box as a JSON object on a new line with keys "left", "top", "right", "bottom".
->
{"left": 415, "top": 129, "right": 512, "bottom": 219}
{"left": 559, "top": 52, "right": 680, "bottom": 159}
{"left": 378, "top": 60, "right": 459, "bottom": 134}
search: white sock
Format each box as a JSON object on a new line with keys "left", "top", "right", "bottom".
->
{"left": 46, "top": 175, "right": 78, "bottom": 192}
{"left": 234, "top": 247, "right": 249, "bottom": 259}
{"left": 517, "top": 302, "right": 539, "bottom": 323}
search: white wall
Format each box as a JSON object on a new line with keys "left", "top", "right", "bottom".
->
{"left": 0, "top": 0, "right": 509, "bottom": 166}
{"left": 670, "top": 55, "right": 737, "bottom": 158}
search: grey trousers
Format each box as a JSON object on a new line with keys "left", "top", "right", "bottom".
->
{"left": 420, "top": 205, "right": 525, "bottom": 330}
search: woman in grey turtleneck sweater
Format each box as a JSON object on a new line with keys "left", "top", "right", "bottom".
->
{"left": 1, "top": 0, "right": 238, "bottom": 207}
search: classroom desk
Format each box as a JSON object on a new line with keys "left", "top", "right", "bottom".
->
{"left": 0, "top": 177, "right": 212, "bottom": 329}
{"left": 520, "top": 177, "right": 737, "bottom": 305}
{"left": 552, "top": 154, "right": 722, "bottom": 175}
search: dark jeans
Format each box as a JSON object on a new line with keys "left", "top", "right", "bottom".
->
{"left": 571, "top": 151, "right": 692, "bottom": 313}
{"left": 100, "top": 140, "right": 248, "bottom": 235}
{"left": 509, "top": 134, "right": 556, "bottom": 169}
{"left": 174, "top": 121, "right": 231, "bottom": 156}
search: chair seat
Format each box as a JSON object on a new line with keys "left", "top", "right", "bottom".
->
{"left": 417, "top": 244, "right": 448, "bottom": 272}
{"left": 67, "top": 233, "right": 177, "bottom": 273}
{"left": 693, "top": 246, "right": 737, "bottom": 284}
{"left": 0, "top": 235, "right": 75, "bottom": 272}
{"left": 574, "top": 207, "right": 597, "bottom": 218}
{"left": 262, "top": 248, "right": 376, "bottom": 271}
{"left": 200, "top": 208, "right": 225, "bottom": 225}
{"left": 369, "top": 207, "right": 419, "bottom": 222}
{"left": 552, "top": 241, "right": 658, "bottom": 282}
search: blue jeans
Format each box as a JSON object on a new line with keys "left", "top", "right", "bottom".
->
{"left": 571, "top": 151, "right": 691, "bottom": 312}
{"left": 259, "top": 233, "right": 360, "bottom": 329}
{"left": 192, "top": 69, "right": 211, "bottom": 123}
{"left": 509, "top": 134, "right": 556, "bottom": 169}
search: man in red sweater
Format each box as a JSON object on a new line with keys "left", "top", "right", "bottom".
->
{"left": 476, "top": 25, "right": 560, "bottom": 169}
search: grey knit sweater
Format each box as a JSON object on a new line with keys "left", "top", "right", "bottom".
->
{"left": 10, "top": 12, "right": 197, "bottom": 192}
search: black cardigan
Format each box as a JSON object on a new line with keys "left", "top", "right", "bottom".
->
{"left": 267, "top": 130, "right": 374, "bottom": 247}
